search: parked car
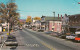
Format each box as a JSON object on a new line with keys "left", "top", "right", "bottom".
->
{"left": 75, "top": 34, "right": 80, "bottom": 42}
{"left": 50, "top": 32, "right": 60, "bottom": 37}
{"left": 66, "top": 34, "right": 76, "bottom": 40}
{"left": 59, "top": 34, "right": 66, "bottom": 39}
{"left": 7, "top": 35, "right": 16, "bottom": 40}
{"left": 59, "top": 32, "right": 72, "bottom": 39}
{"left": 14, "top": 29, "right": 18, "bottom": 31}
{"left": 14, "top": 27, "right": 18, "bottom": 31}
{"left": 32, "top": 28, "right": 36, "bottom": 31}
{"left": 74, "top": 31, "right": 80, "bottom": 42}
{"left": 37, "top": 29, "right": 44, "bottom": 32}
{"left": 28, "top": 26, "right": 32, "bottom": 29}
{"left": 45, "top": 31, "right": 53, "bottom": 34}
{"left": 19, "top": 27, "right": 22, "bottom": 30}
{"left": 5, "top": 35, "right": 18, "bottom": 46}
{"left": 5, "top": 39, "right": 18, "bottom": 46}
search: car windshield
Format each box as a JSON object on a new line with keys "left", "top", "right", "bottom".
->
{"left": 8, "top": 36, "right": 16, "bottom": 39}
{"left": 71, "top": 34, "right": 76, "bottom": 36}
{"left": 6, "top": 39, "right": 16, "bottom": 42}
{"left": 77, "top": 34, "right": 80, "bottom": 37}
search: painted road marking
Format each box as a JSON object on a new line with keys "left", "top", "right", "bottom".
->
{"left": 23, "top": 30, "right": 56, "bottom": 50}
{"left": 26, "top": 44, "right": 39, "bottom": 47}
{"left": 40, "top": 41, "right": 56, "bottom": 50}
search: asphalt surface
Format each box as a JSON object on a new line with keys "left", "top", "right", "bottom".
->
{"left": 17, "top": 30, "right": 51, "bottom": 50}
{"left": 1, "top": 28, "right": 80, "bottom": 50}
{"left": 23, "top": 28, "right": 80, "bottom": 50}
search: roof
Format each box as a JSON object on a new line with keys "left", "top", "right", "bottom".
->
{"left": 69, "top": 14, "right": 80, "bottom": 17}
{"left": 69, "top": 26, "right": 80, "bottom": 28}
{"left": 45, "top": 17, "right": 61, "bottom": 21}
{"left": 19, "top": 19, "right": 26, "bottom": 22}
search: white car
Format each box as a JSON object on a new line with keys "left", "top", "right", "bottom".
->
{"left": 5, "top": 35, "right": 18, "bottom": 46}
{"left": 66, "top": 34, "right": 76, "bottom": 40}
{"left": 5, "top": 40, "right": 18, "bottom": 46}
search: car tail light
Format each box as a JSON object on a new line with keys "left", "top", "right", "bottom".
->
{"left": 75, "top": 37, "right": 80, "bottom": 40}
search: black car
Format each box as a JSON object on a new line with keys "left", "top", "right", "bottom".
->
{"left": 45, "top": 31, "right": 53, "bottom": 34}
{"left": 7, "top": 35, "right": 16, "bottom": 39}
{"left": 37, "top": 29, "right": 44, "bottom": 32}
{"left": 59, "top": 34, "right": 66, "bottom": 39}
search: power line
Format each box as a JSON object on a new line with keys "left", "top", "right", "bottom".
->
{"left": 17, "top": 10, "right": 53, "bottom": 12}
{"left": 73, "top": 0, "right": 78, "bottom": 2}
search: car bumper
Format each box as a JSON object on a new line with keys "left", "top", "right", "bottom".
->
{"left": 5, "top": 42, "right": 18, "bottom": 46}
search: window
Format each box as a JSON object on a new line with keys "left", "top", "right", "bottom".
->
{"left": 53, "top": 22, "right": 54, "bottom": 26}
{"left": 42, "top": 18, "right": 44, "bottom": 20}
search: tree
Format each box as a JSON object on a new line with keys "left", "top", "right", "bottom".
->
{"left": 0, "top": 0, "right": 20, "bottom": 33}
{"left": 26, "top": 16, "right": 32, "bottom": 23}
{"left": 0, "top": 2, "right": 20, "bottom": 23}
{"left": 34, "top": 17, "right": 41, "bottom": 20}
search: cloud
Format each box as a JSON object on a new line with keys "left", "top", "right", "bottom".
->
{"left": 20, "top": 14, "right": 27, "bottom": 19}
{"left": 20, "top": 14, "right": 25, "bottom": 17}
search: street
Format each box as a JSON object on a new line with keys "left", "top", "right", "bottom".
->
{"left": 1, "top": 0, "right": 80, "bottom": 50}
{"left": 1, "top": 28, "right": 80, "bottom": 50}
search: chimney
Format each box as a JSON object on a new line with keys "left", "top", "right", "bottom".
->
{"left": 61, "top": 15, "right": 62, "bottom": 20}
{"left": 58, "top": 14, "right": 59, "bottom": 19}
{"left": 78, "top": 2, "right": 80, "bottom": 4}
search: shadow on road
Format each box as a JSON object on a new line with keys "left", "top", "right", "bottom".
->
{"left": 10, "top": 46, "right": 17, "bottom": 50}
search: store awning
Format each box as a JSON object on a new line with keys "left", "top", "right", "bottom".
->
{"left": 41, "top": 25, "right": 45, "bottom": 27}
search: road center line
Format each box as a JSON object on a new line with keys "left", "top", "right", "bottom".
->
{"left": 23, "top": 30, "right": 56, "bottom": 50}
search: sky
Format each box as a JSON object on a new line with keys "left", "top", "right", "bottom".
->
{"left": 0, "top": 0, "right": 80, "bottom": 19}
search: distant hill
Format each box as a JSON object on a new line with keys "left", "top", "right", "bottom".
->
{"left": 19, "top": 19, "right": 26, "bottom": 22}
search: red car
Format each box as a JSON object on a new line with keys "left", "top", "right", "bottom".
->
{"left": 75, "top": 34, "right": 80, "bottom": 42}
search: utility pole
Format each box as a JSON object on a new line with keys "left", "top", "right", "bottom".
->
{"left": 53, "top": 12, "right": 55, "bottom": 18}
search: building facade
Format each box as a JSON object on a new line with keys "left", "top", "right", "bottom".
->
{"left": 68, "top": 14, "right": 80, "bottom": 33}
{"left": 41, "top": 16, "right": 62, "bottom": 33}
{"left": 49, "top": 21, "right": 62, "bottom": 33}
{"left": 62, "top": 14, "right": 69, "bottom": 33}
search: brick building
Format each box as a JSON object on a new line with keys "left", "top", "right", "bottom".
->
{"left": 41, "top": 16, "right": 62, "bottom": 33}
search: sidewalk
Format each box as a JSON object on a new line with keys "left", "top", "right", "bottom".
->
{"left": 0, "top": 32, "right": 8, "bottom": 48}
{"left": 0, "top": 31, "right": 27, "bottom": 50}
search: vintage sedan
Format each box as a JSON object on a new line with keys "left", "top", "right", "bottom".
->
{"left": 66, "top": 34, "right": 76, "bottom": 40}
{"left": 5, "top": 35, "right": 18, "bottom": 46}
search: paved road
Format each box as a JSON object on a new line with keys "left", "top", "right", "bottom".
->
{"left": 2, "top": 28, "right": 80, "bottom": 50}
{"left": 23, "top": 28, "right": 80, "bottom": 50}
{"left": 17, "top": 30, "right": 51, "bottom": 50}
{"left": 2, "top": 30, "right": 51, "bottom": 50}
